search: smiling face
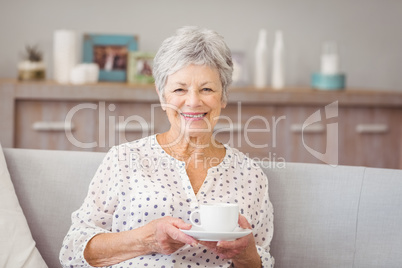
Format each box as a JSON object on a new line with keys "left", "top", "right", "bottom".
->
{"left": 160, "top": 64, "right": 226, "bottom": 139}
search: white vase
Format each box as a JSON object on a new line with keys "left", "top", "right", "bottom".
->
{"left": 271, "top": 30, "right": 285, "bottom": 90}
{"left": 254, "top": 29, "right": 269, "bottom": 89}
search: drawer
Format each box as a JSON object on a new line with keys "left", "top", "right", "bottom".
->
{"left": 15, "top": 100, "right": 100, "bottom": 151}
{"left": 339, "top": 107, "right": 401, "bottom": 169}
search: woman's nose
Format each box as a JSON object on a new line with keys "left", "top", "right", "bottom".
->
{"left": 186, "top": 91, "right": 202, "bottom": 107}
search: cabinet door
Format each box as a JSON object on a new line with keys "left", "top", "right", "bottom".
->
{"left": 339, "top": 107, "right": 402, "bottom": 169}
{"left": 273, "top": 105, "right": 336, "bottom": 165}
{"left": 15, "top": 100, "right": 100, "bottom": 151}
{"left": 215, "top": 103, "right": 277, "bottom": 159}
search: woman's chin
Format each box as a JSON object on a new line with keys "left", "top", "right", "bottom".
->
{"left": 180, "top": 120, "right": 214, "bottom": 134}
{"left": 183, "top": 127, "right": 213, "bottom": 139}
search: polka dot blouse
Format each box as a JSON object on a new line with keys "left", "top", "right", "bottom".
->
{"left": 60, "top": 135, "right": 274, "bottom": 267}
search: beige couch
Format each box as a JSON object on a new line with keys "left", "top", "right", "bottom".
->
{"left": 2, "top": 147, "right": 402, "bottom": 267}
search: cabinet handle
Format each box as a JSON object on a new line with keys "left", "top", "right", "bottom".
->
{"left": 32, "top": 121, "right": 74, "bottom": 132}
{"left": 116, "top": 123, "right": 154, "bottom": 133}
{"left": 214, "top": 122, "right": 242, "bottom": 133}
{"left": 356, "top": 124, "right": 388, "bottom": 134}
{"left": 290, "top": 123, "right": 325, "bottom": 133}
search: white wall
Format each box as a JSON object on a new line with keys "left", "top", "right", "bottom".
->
{"left": 1, "top": 0, "right": 401, "bottom": 90}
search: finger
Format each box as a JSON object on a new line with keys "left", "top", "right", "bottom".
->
{"left": 238, "top": 214, "right": 252, "bottom": 229}
{"left": 217, "top": 235, "right": 250, "bottom": 249}
{"left": 165, "top": 224, "right": 198, "bottom": 246}
{"left": 166, "top": 217, "right": 193, "bottom": 230}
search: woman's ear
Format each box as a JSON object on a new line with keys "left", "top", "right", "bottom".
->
{"left": 221, "top": 100, "right": 227, "bottom": 109}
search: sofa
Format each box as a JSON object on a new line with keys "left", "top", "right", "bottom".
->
{"left": 1, "top": 145, "right": 402, "bottom": 268}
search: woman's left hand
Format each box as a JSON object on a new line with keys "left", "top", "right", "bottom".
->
{"left": 198, "top": 214, "right": 261, "bottom": 267}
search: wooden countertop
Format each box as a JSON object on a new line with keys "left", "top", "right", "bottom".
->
{"left": 2, "top": 79, "right": 402, "bottom": 108}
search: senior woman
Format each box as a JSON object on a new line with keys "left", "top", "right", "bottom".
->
{"left": 60, "top": 26, "right": 274, "bottom": 268}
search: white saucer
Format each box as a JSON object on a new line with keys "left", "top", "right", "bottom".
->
{"left": 180, "top": 226, "right": 252, "bottom": 241}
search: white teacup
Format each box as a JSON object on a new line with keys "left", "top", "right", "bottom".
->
{"left": 189, "top": 203, "right": 239, "bottom": 232}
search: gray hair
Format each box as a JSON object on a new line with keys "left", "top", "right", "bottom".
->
{"left": 153, "top": 26, "right": 233, "bottom": 104}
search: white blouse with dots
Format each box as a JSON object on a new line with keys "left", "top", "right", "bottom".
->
{"left": 60, "top": 135, "right": 274, "bottom": 267}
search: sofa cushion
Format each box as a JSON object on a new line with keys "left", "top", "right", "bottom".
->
{"left": 0, "top": 143, "right": 47, "bottom": 268}
{"left": 354, "top": 167, "right": 402, "bottom": 267}
{"left": 261, "top": 162, "right": 365, "bottom": 268}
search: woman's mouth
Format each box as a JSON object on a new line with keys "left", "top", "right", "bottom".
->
{"left": 181, "top": 112, "right": 207, "bottom": 120}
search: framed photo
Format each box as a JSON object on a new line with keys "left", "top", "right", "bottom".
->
{"left": 127, "top": 52, "right": 155, "bottom": 84}
{"left": 83, "top": 34, "right": 138, "bottom": 81}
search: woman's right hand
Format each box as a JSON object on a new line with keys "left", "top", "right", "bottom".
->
{"left": 142, "top": 216, "right": 199, "bottom": 255}
{"left": 84, "top": 216, "right": 198, "bottom": 267}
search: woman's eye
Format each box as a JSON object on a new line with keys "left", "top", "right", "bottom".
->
{"left": 202, "top": 88, "right": 213, "bottom": 92}
{"left": 173, "top": 88, "right": 184, "bottom": 93}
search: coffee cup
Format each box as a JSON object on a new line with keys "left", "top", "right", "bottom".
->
{"left": 189, "top": 203, "right": 239, "bottom": 232}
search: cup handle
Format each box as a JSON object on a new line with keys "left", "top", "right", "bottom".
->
{"left": 189, "top": 209, "right": 202, "bottom": 227}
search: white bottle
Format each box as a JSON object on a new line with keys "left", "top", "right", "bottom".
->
{"left": 321, "top": 42, "right": 339, "bottom": 75}
{"left": 254, "top": 29, "right": 268, "bottom": 89}
{"left": 271, "top": 30, "right": 285, "bottom": 90}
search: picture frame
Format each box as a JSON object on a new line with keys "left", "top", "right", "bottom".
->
{"left": 83, "top": 34, "right": 138, "bottom": 82}
{"left": 127, "top": 51, "right": 155, "bottom": 84}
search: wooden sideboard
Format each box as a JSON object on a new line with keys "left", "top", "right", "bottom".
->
{"left": 1, "top": 79, "right": 401, "bottom": 169}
